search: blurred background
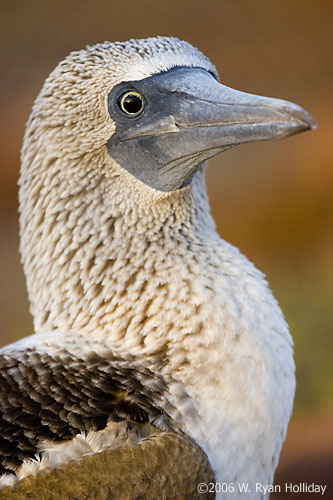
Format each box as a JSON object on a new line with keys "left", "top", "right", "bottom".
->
{"left": 0, "top": 0, "right": 332, "bottom": 497}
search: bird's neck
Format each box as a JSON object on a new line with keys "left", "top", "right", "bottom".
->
{"left": 19, "top": 148, "right": 216, "bottom": 343}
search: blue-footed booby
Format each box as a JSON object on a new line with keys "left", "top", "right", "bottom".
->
{"left": 0, "top": 37, "right": 315, "bottom": 498}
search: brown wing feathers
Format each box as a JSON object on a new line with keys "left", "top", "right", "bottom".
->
{"left": 0, "top": 346, "right": 169, "bottom": 474}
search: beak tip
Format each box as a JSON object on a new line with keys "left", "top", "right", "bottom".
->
{"left": 299, "top": 111, "right": 317, "bottom": 132}
{"left": 309, "top": 117, "right": 318, "bottom": 131}
{"left": 282, "top": 101, "right": 317, "bottom": 132}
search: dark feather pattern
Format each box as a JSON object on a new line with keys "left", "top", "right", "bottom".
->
{"left": 0, "top": 334, "right": 174, "bottom": 474}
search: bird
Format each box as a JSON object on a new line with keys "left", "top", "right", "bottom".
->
{"left": 0, "top": 36, "right": 315, "bottom": 498}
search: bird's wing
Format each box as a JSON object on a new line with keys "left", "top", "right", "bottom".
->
{"left": 0, "top": 331, "right": 173, "bottom": 475}
{"left": 0, "top": 432, "right": 215, "bottom": 500}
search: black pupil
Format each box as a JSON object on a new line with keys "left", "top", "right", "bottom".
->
{"left": 121, "top": 94, "right": 143, "bottom": 114}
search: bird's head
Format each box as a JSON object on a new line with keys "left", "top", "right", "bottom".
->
{"left": 23, "top": 36, "right": 316, "bottom": 195}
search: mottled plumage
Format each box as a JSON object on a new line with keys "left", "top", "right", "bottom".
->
{"left": 0, "top": 36, "right": 315, "bottom": 497}
{"left": 0, "top": 332, "right": 176, "bottom": 474}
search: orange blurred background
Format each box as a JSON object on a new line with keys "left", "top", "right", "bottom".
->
{"left": 1, "top": 0, "right": 332, "bottom": 497}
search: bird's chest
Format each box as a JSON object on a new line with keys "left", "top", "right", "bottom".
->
{"left": 125, "top": 243, "right": 295, "bottom": 496}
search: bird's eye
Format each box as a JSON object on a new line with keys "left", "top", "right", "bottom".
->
{"left": 118, "top": 91, "right": 145, "bottom": 116}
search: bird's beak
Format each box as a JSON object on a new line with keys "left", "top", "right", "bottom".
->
{"left": 108, "top": 67, "right": 317, "bottom": 191}
{"left": 147, "top": 67, "right": 317, "bottom": 155}
{"left": 185, "top": 77, "right": 314, "bottom": 139}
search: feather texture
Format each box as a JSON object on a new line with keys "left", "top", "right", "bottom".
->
{"left": 0, "top": 332, "right": 176, "bottom": 474}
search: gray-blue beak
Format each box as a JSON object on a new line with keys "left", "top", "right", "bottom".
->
{"left": 107, "top": 67, "right": 316, "bottom": 191}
